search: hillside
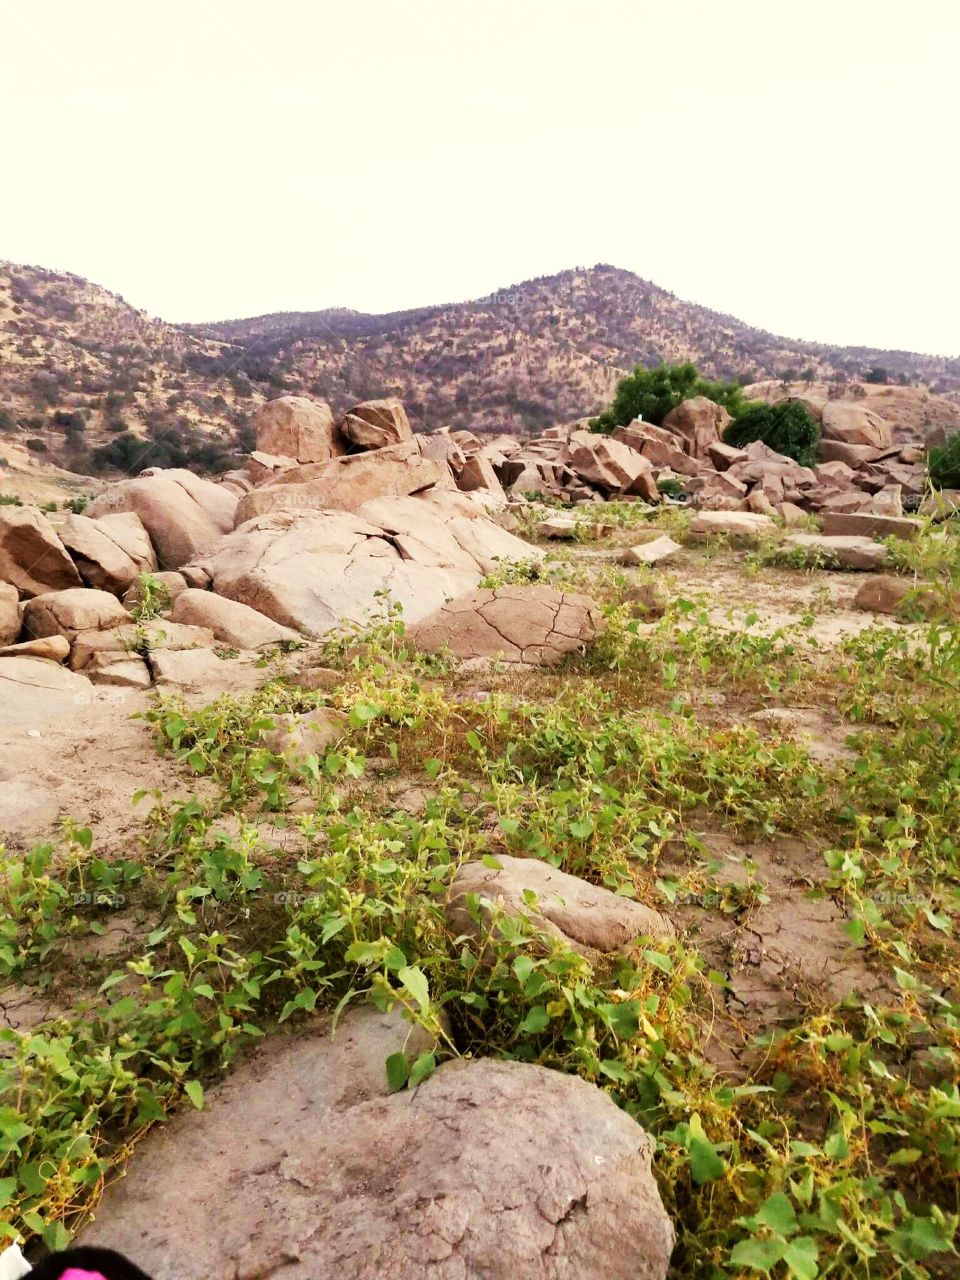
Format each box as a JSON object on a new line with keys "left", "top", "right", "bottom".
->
{"left": 3, "top": 261, "right": 960, "bottom": 494}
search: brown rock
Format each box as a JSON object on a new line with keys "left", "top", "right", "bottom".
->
{"left": 122, "top": 571, "right": 189, "bottom": 610}
{"left": 624, "top": 582, "right": 667, "bottom": 619}
{"left": 660, "top": 396, "right": 731, "bottom": 458}
{"left": 566, "top": 431, "right": 658, "bottom": 498}
{"left": 784, "top": 533, "right": 888, "bottom": 570}
{"left": 0, "top": 581, "right": 18, "bottom": 645}
{"left": 339, "top": 398, "right": 413, "bottom": 450}
{"left": 0, "top": 505, "right": 82, "bottom": 597}
{"left": 690, "top": 510, "right": 778, "bottom": 541}
{"left": 817, "top": 439, "right": 884, "bottom": 468}
{"left": 69, "top": 620, "right": 216, "bottom": 672}
{"left": 920, "top": 489, "right": 960, "bottom": 520}
{"left": 235, "top": 438, "right": 450, "bottom": 523}
{"left": 245, "top": 451, "right": 297, "bottom": 486}
{"left": 260, "top": 708, "right": 349, "bottom": 760}
{"left": 777, "top": 501, "right": 810, "bottom": 527}
{"left": 254, "top": 396, "right": 344, "bottom": 463}
{"left": 622, "top": 534, "right": 682, "bottom": 566}
{"left": 447, "top": 853, "right": 674, "bottom": 957}
{"left": 87, "top": 469, "right": 237, "bottom": 569}
{"left": 855, "top": 576, "right": 956, "bottom": 619}
{"left": 640, "top": 437, "right": 700, "bottom": 476}
{"left": 0, "top": 635, "right": 70, "bottom": 662}
{"left": 409, "top": 585, "right": 603, "bottom": 665}
{"left": 707, "top": 440, "right": 746, "bottom": 470}
{"left": 0, "top": 655, "right": 94, "bottom": 727}
{"left": 170, "top": 589, "right": 302, "bottom": 648}
{"left": 58, "top": 511, "right": 156, "bottom": 594}
{"left": 22, "top": 588, "right": 131, "bottom": 643}
{"left": 821, "top": 402, "right": 893, "bottom": 449}
{"left": 455, "top": 453, "right": 505, "bottom": 497}
{"left": 821, "top": 512, "right": 921, "bottom": 540}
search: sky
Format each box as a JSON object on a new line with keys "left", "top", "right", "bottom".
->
{"left": 2, "top": 0, "right": 958, "bottom": 354}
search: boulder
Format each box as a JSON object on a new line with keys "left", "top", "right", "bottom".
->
{"left": 689, "top": 511, "right": 778, "bottom": 542}
{"left": 622, "top": 535, "right": 682, "bottom": 566}
{"left": 169, "top": 589, "right": 302, "bottom": 648}
{"left": 150, "top": 648, "right": 266, "bottom": 702}
{"left": 69, "top": 621, "right": 216, "bottom": 672}
{"left": 660, "top": 396, "right": 731, "bottom": 458}
{"left": 245, "top": 451, "right": 297, "bottom": 486}
{"left": 21, "top": 589, "right": 131, "bottom": 644}
{"left": 339, "top": 397, "right": 413, "bottom": 450}
{"left": 455, "top": 453, "right": 505, "bottom": 497}
{"left": 624, "top": 582, "right": 667, "bottom": 619}
{"left": 821, "top": 512, "right": 920, "bottom": 541}
{"left": 86, "top": 470, "right": 237, "bottom": 569}
{"left": 260, "top": 708, "right": 350, "bottom": 760}
{"left": 254, "top": 395, "right": 344, "bottom": 463}
{"left": 817, "top": 439, "right": 884, "bottom": 468}
{"left": 83, "top": 653, "right": 153, "bottom": 688}
{"left": 777, "top": 501, "right": 809, "bottom": 527}
{"left": 706, "top": 440, "right": 746, "bottom": 471}
{"left": 122, "top": 570, "right": 189, "bottom": 611}
{"left": 783, "top": 533, "right": 888, "bottom": 570}
{"left": 447, "top": 853, "right": 673, "bottom": 958}
{"left": 0, "top": 505, "right": 82, "bottom": 596}
{"left": 854, "top": 576, "right": 955, "bottom": 619}
{"left": 820, "top": 402, "right": 893, "bottom": 450}
{"left": 234, "top": 438, "right": 450, "bottom": 523}
{"left": 81, "top": 1014, "right": 672, "bottom": 1280}
{"left": 639, "top": 437, "right": 700, "bottom": 476}
{"left": 408, "top": 585, "right": 603, "bottom": 665}
{"left": 566, "top": 432, "right": 659, "bottom": 500}
{"left": 0, "top": 655, "right": 94, "bottom": 727}
{"left": 0, "top": 581, "right": 18, "bottom": 646}
{"left": 191, "top": 493, "right": 540, "bottom": 638}
{"left": 0, "top": 635, "right": 70, "bottom": 662}
{"left": 538, "top": 517, "right": 581, "bottom": 539}
{"left": 58, "top": 511, "right": 156, "bottom": 594}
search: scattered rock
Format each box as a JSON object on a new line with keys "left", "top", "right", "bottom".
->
{"left": 0, "top": 635, "right": 70, "bottom": 662}
{"left": 0, "top": 581, "right": 18, "bottom": 646}
{"left": 661, "top": 396, "right": 731, "bottom": 458}
{"left": 260, "top": 708, "right": 350, "bottom": 759}
{"left": 83, "top": 653, "right": 153, "bottom": 688}
{"left": 0, "top": 777, "right": 59, "bottom": 835}
{"left": 784, "top": 533, "right": 888, "bottom": 570}
{"left": 169, "top": 589, "right": 302, "bottom": 649}
{"left": 820, "top": 402, "right": 893, "bottom": 450}
{"left": 254, "top": 395, "right": 345, "bottom": 463}
{"left": 339, "top": 397, "right": 413, "bottom": 450}
{"left": 821, "top": 511, "right": 920, "bottom": 540}
{"left": 69, "top": 620, "right": 216, "bottom": 672}
{"left": 87, "top": 469, "right": 237, "bottom": 569}
{"left": 150, "top": 648, "right": 267, "bottom": 702}
{"left": 447, "top": 853, "right": 674, "bottom": 958}
{"left": 455, "top": 453, "right": 506, "bottom": 496}
{"left": 622, "top": 535, "right": 682, "bottom": 566}
{"left": 58, "top": 511, "right": 156, "bottom": 594}
{"left": 566, "top": 431, "right": 659, "bottom": 500}
{"left": 409, "top": 585, "right": 603, "bottom": 665}
{"left": 21, "top": 588, "right": 131, "bottom": 643}
{"left": 538, "top": 516, "right": 581, "bottom": 539}
{"left": 0, "top": 505, "right": 82, "bottom": 596}
{"left": 854, "top": 575, "right": 955, "bottom": 619}
{"left": 624, "top": 582, "right": 667, "bottom": 619}
{"left": 689, "top": 510, "right": 778, "bottom": 541}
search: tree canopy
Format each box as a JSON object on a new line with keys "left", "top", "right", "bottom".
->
{"left": 591, "top": 361, "right": 752, "bottom": 432}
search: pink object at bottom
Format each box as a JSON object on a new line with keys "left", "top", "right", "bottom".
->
{"left": 60, "top": 1271, "right": 108, "bottom": 1280}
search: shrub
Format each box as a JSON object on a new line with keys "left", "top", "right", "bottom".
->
{"left": 928, "top": 431, "right": 960, "bottom": 490}
{"left": 591, "top": 361, "right": 750, "bottom": 432}
{"left": 26, "top": 437, "right": 47, "bottom": 453}
{"left": 723, "top": 401, "right": 820, "bottom": 466}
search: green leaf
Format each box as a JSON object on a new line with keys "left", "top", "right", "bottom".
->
{"left": 0, "top": 1176, "right": 17, "bottom": 1207}
{"left": 729, "top": 1238, "right": 786, "bottom": 1271}
{"left": 824, "top": 1131, "right": 848, "bottom": 1159}
{"left": 688, "top": 1137, "right": 725, "bottom": 1184}
{"left": 385, "top": 1052, "right": 410, "bottom": 1092}
{"left": 398, "top": 965, "right": 430, "bottom": 1011}
{"left": 408, "top": 1052, "right": 436, "bottom": 1087}
{"left": 42, "top": 1221, "right": 73, "bottom": 1252}
{"left": 755, "top": 1192, "right": 798, "bottom": 1237}
{"left": 184, "top": 1080, "right": 204, "bottom": 1110}
{"left": 783, "top": 1237, "right": 818, "bottom": 1280}
{"left": 518, "top": 1006, "right": 549, "bottom": 1034}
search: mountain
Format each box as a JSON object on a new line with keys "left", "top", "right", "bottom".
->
{"left": 2, "top": 260, "right": 960, "bottom": 490}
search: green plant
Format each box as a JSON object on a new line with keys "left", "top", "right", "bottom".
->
{"left": 928, "top": 432, "right": 960, "bottom": 490}
{"left": 591, "top": 361, "right": 751, "bottom": 432}
{"left": 129, "top": 572, "right": 171, "bottom": 623}
{"left": 724, "top": 401, "right": 821, "bottom": 466}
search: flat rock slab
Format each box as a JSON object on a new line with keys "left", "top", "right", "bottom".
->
{"left": 623, "top": 534, "right": 682, "bottom": 566}
{"left": 0, "top": 655, "right": 94, "bottom": 727}
{"left": 447, "top": 853, "right": 674, "bottom": 957}
{"left": 409, "top": 585, "right": 603, "bottom": 665}
{"left": 821, "top": 512, "right": 921, "bottom": 540}
{"left": 82, "top": 1035, "right": 672, "bottom": 1280}
{"left": 784, "top": 533, "right": 888, "bottom": 570}
{"left": 689, "top": 511, "right": 777, "bottom": 542}
{"left": 0, "top": 775, "right": 59, "bottom": 835}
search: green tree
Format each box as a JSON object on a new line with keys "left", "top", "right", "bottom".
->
{"left": 723, "top": 401, "right": 820, "bottom": 467}
{"left": 928, "top": 432, "right": 960, "bottom": 490}
{"left": 591, "top": 361, "right": 750, "bottom": 432}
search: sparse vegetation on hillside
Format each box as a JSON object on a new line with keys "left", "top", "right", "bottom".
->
{"left": 590, "top": 360, "right": 752, "bottom": 432}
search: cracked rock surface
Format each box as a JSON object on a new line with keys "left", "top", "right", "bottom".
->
{"left": 408, "top": 584, "right": 603, "bottom": 665}
{"left": 81, "top": 1019, "right": 673, "bottom": 1280}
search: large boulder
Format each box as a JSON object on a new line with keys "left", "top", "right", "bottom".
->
{"left": 191, "top": 492, "right": 540, "bottom": 638}
{"left": 58, "top": 511, "right": 156, "bottom": 594}
{"left": 0, "top": 505, "right": 82, "bottom": 597}
{"left": 254, "top": 395, "right": 345, "bottom": 463}
{"left": 820, "top": 402, "right": 893, "bottom": 450}
{"left": 234, "top": 438, "right": 451, "bottom": 523}
{"left": 455, "top": 453, "right": 505, "bottom": 497}
{"left": 0, "top": 581, "right": 18, "bottom": 645}
{"left": 565, "top": 431, "right": 659, "bottom": 500}
{"left": 447, "top": 853, "right": 674, "bottom": 957}
{"left": 408, "top": 585, "right": 602, "bottom": 665}
{"left": 0, "top": 655, "right": 94, "bottom": 727}
{"left": 783, "top": 533, "right": 888, "bottom": 570}
{"left": 339, "top": 398, "right": 413, "bottom": 450}
{"left": 86, "top": 470, "right": 237, "bottom": 569}
{"left": 660, "top": 396, "right": 732, "bottom": 459}
{"left": 689, "top": 510, "right": 778, "bottom": 542}
{"left": 82, "top": 1017, "right": 673, "bottom": 1280}
{"left": 21, "top": 589, "right": 131, "bottom": 644}
{"left": 69, "top": 620, "right": 216, "bottom": 672}
{"left": 169, "top": 588, "right": 302, "bottom": 648}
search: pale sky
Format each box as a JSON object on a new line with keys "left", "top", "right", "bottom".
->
{"left": 3, "top": 0, "right": 957, "bottom": 354}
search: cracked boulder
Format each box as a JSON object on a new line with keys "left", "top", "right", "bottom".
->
{"left": 339, "top": 397, "right": 414, "bottom": 450}
{"left": 447, "top": 853, "right": 674, "bottom": 958}
{"left": 21, "top": 588, "right": 131, "bottom": 644}
{"left": 81, "top": 1017, "right": 673, "bottom": 1280}
{"left": 254, "top": 395, "right": 345, "bottom": 463}
{"left": 0, "top": 504, "right": 82, "bottom": 597}
{"left": 408, "top": 585, "right": 603, "bottom": 665}
{"left": 58, "top": 510, "right": 157, "bottom": 594}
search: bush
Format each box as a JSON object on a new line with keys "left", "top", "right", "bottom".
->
{"left": 928, "top": 432, "right": 960, "bottom": 490}
{"left": 723, "top": 401, "right": 820, "bottom": 466}
{"left": 591, "top": 361, "right": 750, "bottom": 432}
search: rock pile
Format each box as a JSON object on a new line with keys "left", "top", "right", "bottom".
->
{"left": 488, "top": 395, "right": 926, "bottom": 521}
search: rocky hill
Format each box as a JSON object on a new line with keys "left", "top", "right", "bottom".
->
{"left": 3, "top": 261, "right": 960, "bottom": 498}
